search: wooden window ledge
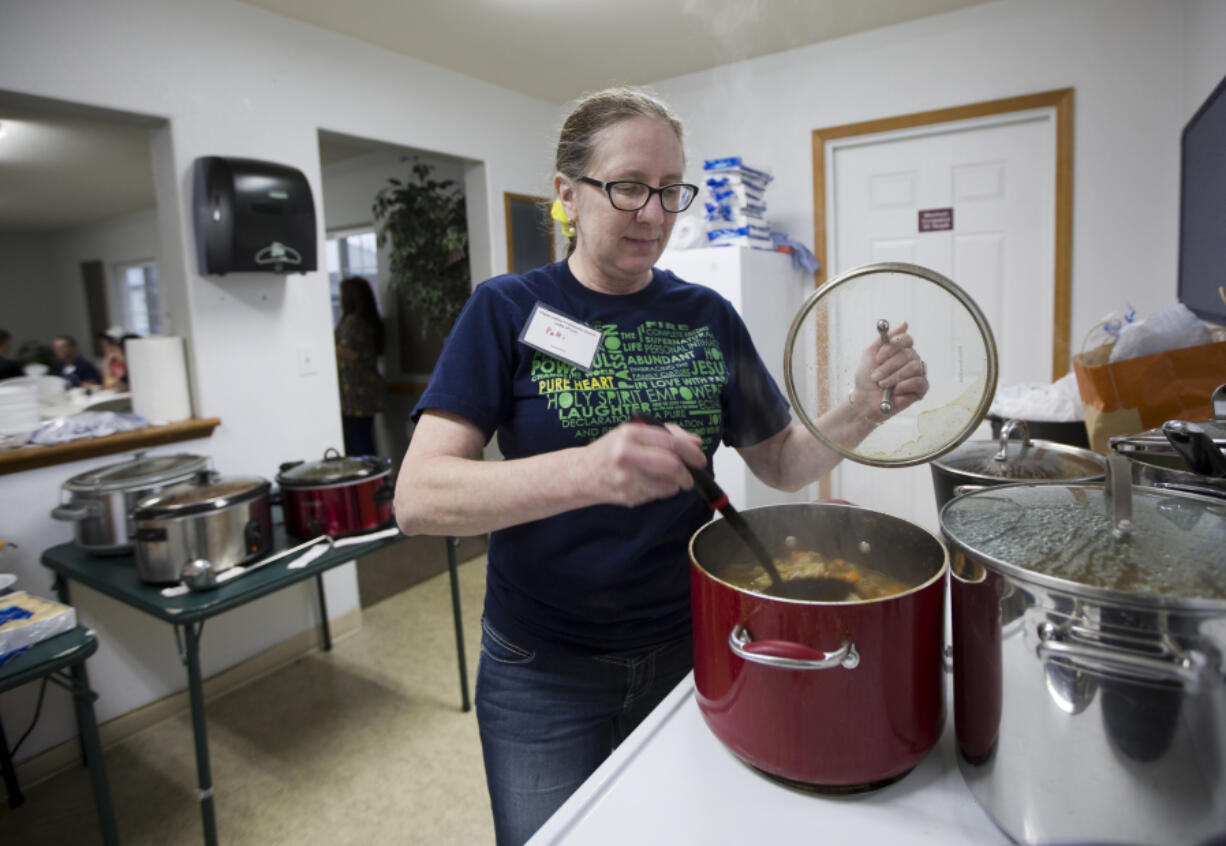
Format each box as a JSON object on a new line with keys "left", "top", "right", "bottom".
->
{"left": 0, "top": 418, "right": 222, "bottom": 476}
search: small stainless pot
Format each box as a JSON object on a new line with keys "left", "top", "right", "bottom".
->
{"left": 1111, "top": 415, "right": 1226, "bottom": 500}
{"left": 51, "top": 453, "right": 210, "bottom": 554}
{"left": 131, "top": 472, "right": 272, "bottom": 584}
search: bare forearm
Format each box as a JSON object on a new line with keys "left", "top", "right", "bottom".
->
{"left": 395, "top": 447, "right": 604, "bottom": 536}
{"left": 742, "top": 403, "right": 880, "bottom": 492}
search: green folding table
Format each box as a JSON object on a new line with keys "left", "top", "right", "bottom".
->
{"left": 41, "top": 530, "right": 469, "bottom": 846}
{"left": 0, "top": 624, "right": 118, "bottom": 845}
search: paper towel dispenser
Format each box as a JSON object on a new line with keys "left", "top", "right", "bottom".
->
{"left": 192, "top": 156, "right": 317, "bottom": 275}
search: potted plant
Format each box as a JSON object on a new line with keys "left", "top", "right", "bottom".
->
{"left": 372, "top": 159, "right": 471, "bottom": 338}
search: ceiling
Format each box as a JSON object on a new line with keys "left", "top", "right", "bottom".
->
{"left": 239, "top": 0, "right": 990, "bottom": 105}
{"left": 0, "top": 0, "right": 989, "bottom": 233}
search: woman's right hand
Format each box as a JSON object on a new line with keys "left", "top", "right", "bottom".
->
{"left": 585, "top": 420, "right": 707, "bottom": 508}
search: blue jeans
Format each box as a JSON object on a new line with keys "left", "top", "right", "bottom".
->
{"left": 475, "top": 618, "right": 693, "bottom": 845}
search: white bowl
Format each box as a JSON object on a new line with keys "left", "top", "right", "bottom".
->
{"left": 22, "top": 363, "right": 49, "bottom": 376}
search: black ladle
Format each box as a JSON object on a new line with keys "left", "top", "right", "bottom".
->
{"left": 634, "top": 413, "right": 853, "bottom": 602}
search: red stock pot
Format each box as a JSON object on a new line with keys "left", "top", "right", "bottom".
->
{"left": 690, "top": 502, "right": 947, "bottom": 790}
{"left": 276, "top": 448, "right": 394, "bottom": 538}
{"left": 690, "top": 261, "right": 998, "bottom": 791}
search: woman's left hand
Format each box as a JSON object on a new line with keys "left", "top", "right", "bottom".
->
{"left": 849, "top": 321, "right": 929, "bottom": 421}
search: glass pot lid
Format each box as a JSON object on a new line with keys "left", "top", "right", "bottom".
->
{"left": 941, "top": 463, "right": 1226, "bottom": 603}
{"left": 784, "top": 262, "right": 999, "bottom": 467}
{"left": 933, "top": 420, "right": 1106, "bottom": 482}
{"left": 65, "top": 452, "right": 209, "bottom": 493}
{"left": 277, "top": 447, "right": 391, "bottom": 487}
{"left": 133, "top": 475, "right": 270, "bottom": 518}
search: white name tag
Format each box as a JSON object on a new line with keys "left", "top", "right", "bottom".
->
{"left": 518, "top": 302, "right": 604, "bottom": 372}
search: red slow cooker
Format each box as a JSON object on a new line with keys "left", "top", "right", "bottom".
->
{"left": 276, "top": 448, "right": 394, "bottom": 538}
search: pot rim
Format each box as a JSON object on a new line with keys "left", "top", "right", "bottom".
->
{"left": 689, "top": 502, "right": 949, "bottom": 605}
{"left": 931, "top": 437, "right": 1106, "bottom": 484}
{"left": 941, "top": 483, "right": 1226, "bottom": 613}
{"left": 277, "top": 470, "right": 391, "bottom": 491}
{"left": 63, "top": 453, "right": 210, "bottom": 494}
{"left": 132, "top": 477, "right": 271, "bottom": 519}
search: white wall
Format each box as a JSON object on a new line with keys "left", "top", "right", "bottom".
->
{"left": 0, "top": 0, "right": 559, "bottom": 764}
{"left": 1184, "top": 0, "right": 1226, "bottom": 120}
{"left": 54, "top": 207, "right": 162, "bottom": 339}
{"left": 652, "top": 0, "right": 1223, "bottom": 355}
{"left": 0, "top": 231, "right": 85, "bottom": 351}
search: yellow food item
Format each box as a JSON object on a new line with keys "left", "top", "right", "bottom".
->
{"left": 723, "top": 550, "right": 908, "bottom": 601}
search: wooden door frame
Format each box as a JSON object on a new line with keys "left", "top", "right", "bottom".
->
{"left": 812, "top": 88, "right": 1074, "bottom": 380}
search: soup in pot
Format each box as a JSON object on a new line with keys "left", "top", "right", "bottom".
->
{"left": 723, "top": 549, "right": 909, "bottom": 601}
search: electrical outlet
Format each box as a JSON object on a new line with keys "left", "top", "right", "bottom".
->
{"left": 297, "top": 345, "right": 318, "bottom": 375}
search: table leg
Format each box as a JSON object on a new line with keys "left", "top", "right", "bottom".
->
{"left": 64, "top": 665, "right": 119, "bottom": 846}
{"left": 51, "top": 575, "right": 89, "bottom": 768}
{"left": 178, "top": 622, "right": 218, "bottom": 846}
{"left": 314, "top": 574, "right": 332, "bottom": 652}
{"left": 0, "top": 713, "right": 23, "bottom": 808}
{"left": 445, "top": 537, "right": 470, "bottom": 712}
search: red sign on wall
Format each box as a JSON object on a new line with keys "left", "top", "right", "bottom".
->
{"left": 918, "top": 207, "right": 954, "bottom": 232}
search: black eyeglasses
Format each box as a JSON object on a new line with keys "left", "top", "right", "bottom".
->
{"left": 578, "top": 176, "right": 699, "bottom": 213}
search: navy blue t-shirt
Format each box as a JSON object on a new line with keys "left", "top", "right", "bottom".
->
{"left": 412, "top": 260, "right": 791, "bottom": 653}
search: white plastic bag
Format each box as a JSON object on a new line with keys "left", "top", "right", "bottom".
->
{"left": 1109, "top": 303, "right": 1211, "bottom": 362}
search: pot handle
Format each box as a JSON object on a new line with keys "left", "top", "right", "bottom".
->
{"left": 51, "top": 501, "right": 103, "bottom": 521}
{"left": 953, "top": 484, "right": 986, "bottom": 497}
{"left": 1036, "top": 621, "right": 1208, "bottom": 690}
{"left": 728, "top": 623, "right": 859, "bottom": 671}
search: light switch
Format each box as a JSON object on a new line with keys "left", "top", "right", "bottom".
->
{"left": 297, "top": 345, "right": 318, "bottom": 375}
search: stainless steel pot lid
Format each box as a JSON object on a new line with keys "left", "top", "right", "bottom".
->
{"left": 277, "top": 447, "right": 391, "bottom": 487}
{"left": 933, "top": 420, "right": 1105, "bottom": 482}
{"left": 64, "top": 452, "right": 209, "bottom": 493}
{"left": 784, "top": 262, "right": 998, "bottom": 468}
{"left": 132, "top": 474, "right": 271, "bottom": 519}
{"left": 941, "top": 475, "right": 1226, "bottom": 603}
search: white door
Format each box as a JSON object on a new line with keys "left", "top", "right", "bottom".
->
{"left": 827, "top": 110, "right": 1057, "bottom": 532}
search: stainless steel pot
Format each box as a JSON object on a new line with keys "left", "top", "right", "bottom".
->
{"left": 1111, "top": 413, "right": 1226, "bottom": 500}
{"left": 130, "top": 472, "right": 272, "bottom": 584}
{"left": 930, "top": 419, "right": 1106, "bottom": 510}
{"left": 51, "top": 452, "right": 210, "bottom": 554}
{"left": 941, "top": 462, "right": 1226, "bottom": 845}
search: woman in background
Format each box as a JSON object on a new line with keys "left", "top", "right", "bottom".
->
{"left": 334, "top": 276, "right": 387, "bottom": 456}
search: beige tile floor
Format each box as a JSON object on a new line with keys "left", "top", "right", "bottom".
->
{"left": 0, "top": 555, "right": 493, "bottom": 846}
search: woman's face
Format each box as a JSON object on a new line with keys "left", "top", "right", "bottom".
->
{"left": 558, "top": 116, "right": 685, "bottom": 294}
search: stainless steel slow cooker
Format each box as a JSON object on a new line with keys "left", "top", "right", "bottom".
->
{"left": 930, "top": 419, "right": 1106, "bottom": 510}
{"left": 131, "top": 472, "right": 273, "bottom": 584}
{"left": 51, "top": 452, "right": 211, "bottom": 554}
{"left": 941, "top": 460, "right": 1226, "bottom": 845}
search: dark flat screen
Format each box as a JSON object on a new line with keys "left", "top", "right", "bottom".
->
{"left": 1179, "top": 73, "right": 1226, "bottom": 326}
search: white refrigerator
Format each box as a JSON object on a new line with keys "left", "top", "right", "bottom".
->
{"left": 655, "top": 246, "right": 817, "bottom": 509}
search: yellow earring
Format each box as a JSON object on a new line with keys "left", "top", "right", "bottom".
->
{"left": 551, "top": 198, "right": 576, "bottom": 239}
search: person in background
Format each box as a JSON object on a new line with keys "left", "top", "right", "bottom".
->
{"left": 0, "top": 329, "right": 24, "bottom": 380}
{"left": 52, "top": 335, "right": 102, "bottom": 387}
{"left": 97, "top": 326, "right": 129, "bottom": 390}
{"left": 393, "top": 86, "right": 928, "bottom": 845}
{"left": 334, "top": 276, "right": 387, "bottom": 456}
